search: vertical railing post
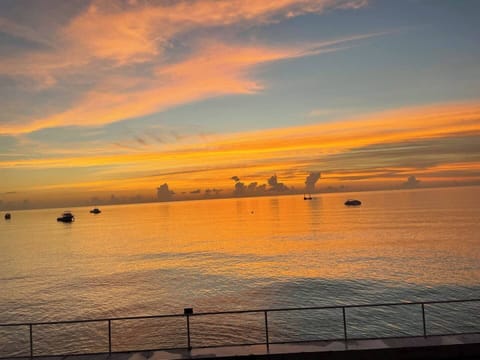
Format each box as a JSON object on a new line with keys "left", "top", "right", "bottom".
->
{"left": 186, "top": 315, "right": 191, "bottom": 350}
{"left": 421, "top": 303, "right": 427, "bottom": 337}
{"left": 184, "top": 308, "right": 193, "bottom": 351}
{"left": 108, "top": 319, "right": 112, "bottom": 354}
{"left": 342, "top": 307, "right": 348, "bottom": 347}
{"left": 264, "top": 311, "right": 270, "bottom": 352}
{"left": 29, "top": 324, "right": 33, "bottom": 358}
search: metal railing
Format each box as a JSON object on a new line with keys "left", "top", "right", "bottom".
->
{"left": 1, "top": 298, "right": 479, "bottom": 358}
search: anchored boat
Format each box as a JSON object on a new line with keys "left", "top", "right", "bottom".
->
{"left": 344, "top": 199, "right": 361, "bottom": 206}
{"left": 57, "top": 211, "right": 75, "bottom": 222}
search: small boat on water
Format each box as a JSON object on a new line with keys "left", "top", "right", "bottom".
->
{"left": 4, "top": 213, "right": 11, "bottom": 220}
{"left": 344, "top": 199, "right": 362, "bottom": 206}
{"left": 57, "top": 211, "right": 74, "bottom": 222}
{"left": 303, "top": 194, "right": 312, "bottom": 200}
{"left": 90, "top": 208, "right": 101, "bottom": 214}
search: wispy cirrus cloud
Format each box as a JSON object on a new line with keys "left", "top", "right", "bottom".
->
{"left": 0, "top": 0, "right": 373, "bottom": 134}
{"left": 0, "top": 0, "right": 370, "bottom": 83}
{"left": 61, "top": 0, "right": 370, "bottom": 63}
{"left": 1, "top": 32, "right": 384, "bottom": 135}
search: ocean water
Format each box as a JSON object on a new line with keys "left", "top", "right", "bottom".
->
{"left": 1, "top": 186, "right": 480, "bottom": 356}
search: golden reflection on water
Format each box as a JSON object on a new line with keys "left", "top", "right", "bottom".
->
{"left": 1, "top": 186, "right": 479, "bottom": 321}
{"left": 30, "top": 186, "right": 478, "bottom": 285}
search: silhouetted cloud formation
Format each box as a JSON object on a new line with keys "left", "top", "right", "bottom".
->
{"left": 403, "top": 175, "right": 420, "bottom": 188}
{"left": 305, "top": 172, "right": 321, "bottom": 193}
{"left": 205, "top": 188, "right": 222, "bottom": 196}
{"left": 234, "top": 181, "right": 246, "bottom": 195}
{"left": 232, "top": 174, "right": 290, "bottom": 196}
{"left": 231, "top": 176, "right": 268, "bottom": 196}
{"left": 268, "top": 174, "right": 289, "bottom": 192}
{"left": 247, "top": 182, "right": 258, "bottom": 192}
{"left": 190, "top": 189, "right": 201, "bottom": 194}
{"left": 231, "top": 175, "right": 245, "bottom": 195}
{"left": 157, "top": 183, "right": 174, "bottom": 201}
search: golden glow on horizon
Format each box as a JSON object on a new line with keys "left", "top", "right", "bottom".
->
{"left": 2, "top": 100, "right": 479, "bottom": 202}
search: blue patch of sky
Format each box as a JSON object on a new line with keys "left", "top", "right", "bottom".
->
{"left": 25, "top": 126, "right": 142, "bottom": 157}
{"left": 243, "top": 8, "right": 387, "bottom": 46}
{"left": 0, "top": 0, "right": 88, "bottom": 30}
{"left": 141, "top": 93, "right": 304, "bottom": 134}
{"left": 0, "top": 80, "right": 88, "bottom": 126}
{"left": 0, "top": 135, "right": 19, "bottom": 155}
{"left": 24, "top": 117, "right": 195, "bottom": 154}
{"left": 0, "top": 31, "right": 48, "bottom": 54}
{"left": 0, "top": 75, "right": 26, "bottom": 122}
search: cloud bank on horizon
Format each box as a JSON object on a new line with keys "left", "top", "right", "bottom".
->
{"left": 1, "top": 0, "right": 480, "bottom": 208}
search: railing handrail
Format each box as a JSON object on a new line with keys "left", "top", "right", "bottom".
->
{"left": 1, "top": 298, "right": 479, "bottom": 358}
{"left": 1, "top": 298, "right": 479, "bottom": 327}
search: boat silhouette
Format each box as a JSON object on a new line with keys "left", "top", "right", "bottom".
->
{"left": 344, "top": 199, "right": 361, "bottom": 206}
{"left": 57, "top": 211, "right": 75, "bottom": 222}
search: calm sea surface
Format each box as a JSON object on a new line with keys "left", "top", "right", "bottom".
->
{"left": 1, "top": 186, "right": 480, "bottom": 355}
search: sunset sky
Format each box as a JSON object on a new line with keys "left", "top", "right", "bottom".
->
{"left": 1, "top": 0, "right": 479, "bottom": 209}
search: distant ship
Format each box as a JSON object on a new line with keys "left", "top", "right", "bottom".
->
{"left": 57, "top": 211, "right": 75, "bottom": 222}
{"left": 344, "top": 199, "right": 361, "bottom": 206}
{"left": 303, "top": 194, "right": 313, "bottom": 200}
{"left": 4, "top": 213, "right": 11, "bottom": 220}
{"left": 90, "top": 208, "right": 101, "bottom": 214}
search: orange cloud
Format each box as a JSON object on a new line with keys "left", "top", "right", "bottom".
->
{"left": 3, "top": 100, "right": 479, "bottom": 167}
{"left": 1, "top": 32, "right": 384, "bottom": 135}
{"left": 2, "top": 100, "right": 479, "bottom": 195}
{"left": 62, "top": 0, "right": 369, "bottom": 63}
{"left": 0, "top": 0, "right": 375, "bottom": 134}
{"left": 0, "top": 0, "right": 369, "bottom": 84}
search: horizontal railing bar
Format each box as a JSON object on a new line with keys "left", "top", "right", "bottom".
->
{"left": 420, "top": 299, "right": 480, "bottom": 306}
{"left": 418, "top": 331, "right": 480, "bottom": 338}
{"left": 0, "top": 313, "right": 184, "bottom": 327}
{"left": 192, "top": 298, "right": 480, "bottom": 317}
{"left": 267, "top": 335, "right": 408, "bottom": 346}
{"left": 188, "top": 331, "right": 480, "bottom": 350}
{"left": 103, "top": 313, "right": 185, "bottom": 322}
{"left": 269, "top": 331, "right": 480, "bottom": 345}
{"left": 1, "top": 298, "right": 479, "bottom": 327}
